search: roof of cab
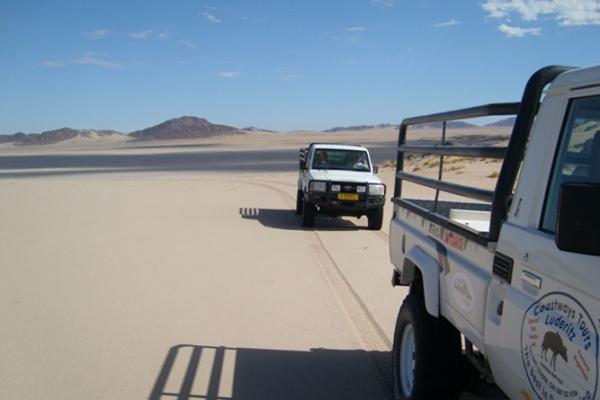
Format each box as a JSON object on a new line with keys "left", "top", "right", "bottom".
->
{"left": 549, "top": 65, "right": 600, "bottom": 93}
{"left": 310, "top": 143, "right": 368, "bottom": 152}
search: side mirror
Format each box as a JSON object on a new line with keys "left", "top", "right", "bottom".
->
{"left": 555, "top": 183, "right": 600, "bottom": 256}
{"left": 373, "top": 165, "right": 379, "bottom": 174}
{"left": 299, "top": 160, "right": 306, "bottom": 170}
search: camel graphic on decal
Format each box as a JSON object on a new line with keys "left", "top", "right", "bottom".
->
{"left": 541, "top": 331, "right": 568, "bottom": 370}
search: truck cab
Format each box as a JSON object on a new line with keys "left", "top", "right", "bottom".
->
{"left": 388, "top": 66, "right": 600, "bottom": 399}
{"left": 296, "top": 143, "right": 386, "bottom": 229}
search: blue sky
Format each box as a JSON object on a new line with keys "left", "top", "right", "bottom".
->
{"left": 1, "top": 0, "right": 600, "bottom": 133}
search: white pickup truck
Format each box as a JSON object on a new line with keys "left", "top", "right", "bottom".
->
{"left": 388, "top": 66, "right": 600, "bottom": 399}
{"left": 296, "top": 143, "right": 386, "bottom": 229}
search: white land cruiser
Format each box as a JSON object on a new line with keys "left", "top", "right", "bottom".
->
{"left": 296, "top": 143, "right": 386, "bottom": 229}
{"left": 388, "top": 66, "right": 600, "bottom": 399}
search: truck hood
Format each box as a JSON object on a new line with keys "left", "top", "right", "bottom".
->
{"left": 308, "top": 169, "right": 383, "bottom": 184}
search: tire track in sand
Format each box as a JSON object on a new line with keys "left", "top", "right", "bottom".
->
{"left": 244, "top": 179, "right": 394, "bottom": 399}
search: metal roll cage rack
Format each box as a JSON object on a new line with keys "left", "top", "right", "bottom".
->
{"left": 393, "top": 66, "right": 573, "bottom": 244}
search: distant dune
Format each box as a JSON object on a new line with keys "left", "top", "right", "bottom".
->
{"left": 412, "top": 121, "right": 476, "bottom": 129}
{"left": 485, "top": 117, "right": 516, "bottom": 128}
{"left": 0, "top": 128, "right": 123, "bottom": 146}
{"left": 242, "top": 126, "right": 276, "bottom": 133}
{"left": 322, "top": 124, "right": 398, "bottom": 133}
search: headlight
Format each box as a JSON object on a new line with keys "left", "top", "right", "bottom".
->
{"left": 356, "top": 186, "right": 366, "bottom": 194}
{"left": 309, "top": 181, "right": 327, "bottom": 192}
{"left": 331, "top": 184, "right": 341, "bottom": 192}
{"left": 369, "top": 184, "right": 385, "bottom": 196}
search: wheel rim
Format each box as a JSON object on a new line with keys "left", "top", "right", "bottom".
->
{"left": 399, "top": 323, "right": 416, "bottom": 397}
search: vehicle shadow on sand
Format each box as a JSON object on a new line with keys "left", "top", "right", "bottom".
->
{"left": 239, "top": 207, "right": 369, "bottom": 231}
{"left": 148, "top": 344, "right": 391, "bottom": 400}
{"left": 148, "top": 344, "right": 505, "bottom": 400}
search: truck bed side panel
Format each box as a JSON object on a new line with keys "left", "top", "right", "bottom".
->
{"left": 391, "top": 204, "right": 495, "bottom": 351}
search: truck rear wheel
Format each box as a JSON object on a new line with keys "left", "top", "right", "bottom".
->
{"left": 295, "top": 190, "right": 303, "bottom": 215}
{"left": 302, "top": 201, "right": 317, "bottom": 227}
{"left": 368, "top": 206, "right": 384, "bottom": 230}
{"left": 392, "top": 280, "right": 462, "bottom": 400}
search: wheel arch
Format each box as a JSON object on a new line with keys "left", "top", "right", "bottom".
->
{"left": 399, "top": 246, "right": 440, "bottom": 317}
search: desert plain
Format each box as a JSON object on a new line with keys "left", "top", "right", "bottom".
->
{"left": 0, "top": 126, "right": 509, "bottom": 399}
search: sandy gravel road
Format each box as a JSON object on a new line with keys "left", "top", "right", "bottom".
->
{"left": 0, "top": 172, "right": 402, "bottom": 400}
{"left": 0, "top": 132, "right": 508, "bottom": 399}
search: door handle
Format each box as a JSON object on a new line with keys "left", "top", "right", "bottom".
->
{"left": 521, "top": 270, "right": 542, "bottom": 289}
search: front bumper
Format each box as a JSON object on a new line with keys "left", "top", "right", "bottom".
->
{"left": 306, "top": 188, "right": 385, "bottom": 216}
{"left": 304, "top": 182, "right": 385, "bottom": 216}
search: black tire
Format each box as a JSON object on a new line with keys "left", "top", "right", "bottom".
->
{"left": 392, "top": 278, "right": 462, "bottom": 400}
{"left": 368, "top": 206, "right": 384, "bottom": 230}
{"left": 302, "top": 201, "right": 317, "bottom": 227}
{"left": 296, "top": 190, "right": 303, "bottom": 215}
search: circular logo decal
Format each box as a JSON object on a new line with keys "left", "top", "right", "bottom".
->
{"left": 521, "top": 292, "right": 599, "bottom": 400}
{"left": 451, "top": 271, "right": 474, "bottom": 313}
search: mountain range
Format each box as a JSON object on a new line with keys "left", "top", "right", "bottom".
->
{"left": 1, "top": 115, "right": 517, "bottom": 146}
{"left": 0, "top": 117, "right": 245, "bottom": 146}
{"left": 321, "top": 117, "right": 516, "bottom": 132}
{"left": 0, "top": 128, "right": 123, "bottom": 145}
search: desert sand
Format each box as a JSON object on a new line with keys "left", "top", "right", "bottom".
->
{"left": 0, "top": 127, "right": 508, "bottom": 399}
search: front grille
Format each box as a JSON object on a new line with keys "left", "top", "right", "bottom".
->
{"left": 331, "top": 182, "right": 358, "bottom": 193}
{"left": 493, "top": 252, "right": 513, "bottom": 283}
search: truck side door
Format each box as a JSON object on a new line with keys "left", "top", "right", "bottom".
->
{"left": 486, "top": 90, "right": 600, "bottom": 400}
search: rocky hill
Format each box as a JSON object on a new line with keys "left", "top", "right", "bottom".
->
{"left": 0, "top": 132, "right": 27, "bottom": 144}
{"left": 130, "top": 116, "right": 242, "bottom": 140}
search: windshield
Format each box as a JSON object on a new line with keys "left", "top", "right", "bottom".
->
{"left": 311, "top": 149, "right": 371, "bottom": 171}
